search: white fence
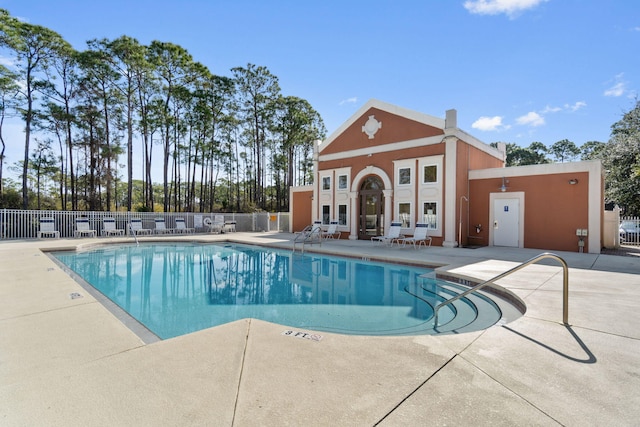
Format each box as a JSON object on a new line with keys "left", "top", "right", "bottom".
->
{"left": 0, "top": 210, "right": 289, "bottom": 240}
{"left": 620, "top": 216, "right": 640, "bottom": 246}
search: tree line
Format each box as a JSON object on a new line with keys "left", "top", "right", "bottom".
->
{"left": 0, "top": 9, "right": 325, "bottom": 213}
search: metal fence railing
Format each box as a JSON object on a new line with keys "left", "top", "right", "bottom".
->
{"left": 0, "top": 209, "right": 289, "bottom": 240}
{"left": 620, "top": 216, "right": 640, "bottom": 246}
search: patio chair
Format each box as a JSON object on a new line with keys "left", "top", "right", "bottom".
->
{"left": 74, "top": 217, "right": 97, "bottom": 238}
{"left": 204, "top": 215, "right": 225, "bottom": 234}
{"left": 322, "top": 220, "right": 341, "bottom": 239}
{"left": 175, "top": 217, "right": 195, "bottom": 234}
{"left": 130, "top": 218, "right": 152, "bottom": 235}
{"left": 394, "top": 223, "right": 432, "bottom": 249}
{"left": 153, "top": 217, "right": 174, "bottom": 234}
{"left": 38, "top": 217, "right": 60, "bottom": 239}
{"left": 371, "top": 221, "right": 403, "bottom": 245}
{"left": 223, "top": 220, "right": 237, "bottom": 233}
{"left": 102, "top": 217, "right": 124, "bottom": 236}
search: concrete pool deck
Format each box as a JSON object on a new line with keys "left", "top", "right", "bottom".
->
{"left": 1, "top": 232, "right": 639, "bottom": 426}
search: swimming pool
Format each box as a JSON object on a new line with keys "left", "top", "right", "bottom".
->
{"left": 52, "top": 243, "right": 513, "bottom": 339}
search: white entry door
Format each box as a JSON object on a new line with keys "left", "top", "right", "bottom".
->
{"left": 493, "top": 198, "right": 520, "bottom": 247}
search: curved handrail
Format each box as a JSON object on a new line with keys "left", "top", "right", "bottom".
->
{"left": 434, "top": 252, "right": 569, "bottom": 326}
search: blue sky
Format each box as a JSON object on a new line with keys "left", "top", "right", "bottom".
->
{"left": 1, "top": 0, "right": 639, "bottom": 175}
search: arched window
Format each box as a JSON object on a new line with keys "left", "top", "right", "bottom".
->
{"left": 360, "top": 176, "right": 384, "bottom": 191}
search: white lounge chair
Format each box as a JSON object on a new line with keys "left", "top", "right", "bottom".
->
{"left": 153, "top": 217, "right": 174, "bottom": 234}
{"left": 175, "top": 217, "right": 194, "bottom": 234}
{"left": 204, "top": 215, "right": 225, "bottom": 234}
{"left": 74, "top": 217, "right": 97, "bottom": 238}
{"left": 394, "top": 223, "right": 432, "bottom": 249}
{"left": 322, "top": 220, "right": 341, "bottom": 239}
{"left": 223, "top": 220, "right": 237, "bottom": 233}
{"left": 371, "top": 221, "right": 403, "bottom": 245}
{"left": 102, "top": 217, "right": 124, "bottom": 236}
{"left": 130, "top": 218, "right": 152, "bottom": 235}
{"left": 38, "top": 217, "right": 60, "bottom": 239}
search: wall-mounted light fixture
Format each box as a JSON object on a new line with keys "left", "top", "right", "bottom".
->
{"left": 500, "top": 177, "right": 508, "bottom": 192}
{"left": 568, "top": 179, "right": 578, "bottom": 185}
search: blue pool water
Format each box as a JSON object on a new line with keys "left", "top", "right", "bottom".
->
{"left": 52, "top": 243, "right": 503, "bottom": 339}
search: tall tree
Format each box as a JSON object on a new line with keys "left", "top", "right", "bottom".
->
{"left": 41, "top": 43, "right": 80, "bottom": 209}
{"left": 105, "top": 36, "right": 146, "bottom": 211}
{"left": 232, "top": 64, "right": 280, "bottom": 210}
{"left": 81, "top": 41, "right": 125, "bottom": 211}
{"left": 0, "top": 9, "right": 70, "bottom": 208}
{"left": 0, "top": 64, "right": 19, "bottom": 199}
{"left": 580, "top": 140, "right": 606, "bottom": 161}
{"left": 147, "top": 40, "right": 198, "bottom": 211}
{"left": 549, "top": 139, "right": 580, "bottom": 163}
{"left": 604, "top": 100, "right": 640, "bottom": 215}
{"left": 272, "top": 95, "right": 325, "bottom": 210}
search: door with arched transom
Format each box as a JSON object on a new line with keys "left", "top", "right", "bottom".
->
{"left": 358, "top": 176, "right": 385, "bottom": 240}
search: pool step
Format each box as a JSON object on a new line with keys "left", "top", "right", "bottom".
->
{"left": 433, "top": 282, "right": 503, "bottom": 334}
{"left": 404, "top": 280, "right": 503, "bottom": 334}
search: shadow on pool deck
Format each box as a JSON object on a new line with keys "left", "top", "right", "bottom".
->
{"left": 1, "top": 232, "right": 639, "bottom": 426}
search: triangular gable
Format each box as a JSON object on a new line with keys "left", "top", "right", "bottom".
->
{"left": 319, "top": 99, "right": 446, "bottom": 155}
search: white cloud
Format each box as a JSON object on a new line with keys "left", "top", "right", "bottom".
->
{"left": 0, "top": 55, "right": 15, "bottom": 67}
{"left": 566, "top": 101, "right": 586, "bottom": 111}
{"left": 339, "top": 97, "right": 358, "bottom": 106}
{"left": 471, "top": 116, "right": 509, "bottom": 131}
{"left": 540, "top": 105, "right": 562, "bottom": 114}
{"left": 604, "top": 83, "right": 625, "bottom": 97}
{"left": 463, "top": 0, "right": 549, "bottom": 18}
{"left": 541, "top": 101, "right": 586, "bottom": 114}
{"left": 604, "top": 73, "right": 627, "bottom": 97}
{"left": 516, "top": 111, "right": 545, "bottom": 126}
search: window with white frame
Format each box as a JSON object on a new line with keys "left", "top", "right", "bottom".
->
{"left": 423, "top": 164, "right": 438, "bottom": 184}
{"left": 398, "top": 167, "right": 411, "bottom": 185}
{"left": 338, "top": 174, "right": 348, "bottom": 190}
{"left": 322, "top": 176, "right": 331, "bottom": 191}
{"left": 422, "top": 202, "right": 438, "bottom": 229}
{"left": 322, "top": 205, "right": 330, "bottom": 224}
{"left": 398, "top": 202, "right": 411, "bottom": 228}
{"left": 338, "top": 204, "right": 347, "bottom": 226}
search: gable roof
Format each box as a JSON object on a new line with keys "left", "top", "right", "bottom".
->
{"left": 318, "top": 99, "right": 504, "bottom": 161}
{"left": 319, "top": 99, "right": 445, "bottom": 152}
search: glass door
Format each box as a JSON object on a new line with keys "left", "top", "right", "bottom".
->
{"left": 358, "top": 176, "right": 385, "bottom": 240}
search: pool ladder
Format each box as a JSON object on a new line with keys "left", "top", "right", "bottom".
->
{"left": 434, "top": 252, "right": 569, "bottom": 326}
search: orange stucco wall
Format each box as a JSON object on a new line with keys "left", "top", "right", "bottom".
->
{"left": 291, "top": 190, "right": 313, "bottom": 232}
{"left": 469, "top": 172, "right": 590, "bottom": 252}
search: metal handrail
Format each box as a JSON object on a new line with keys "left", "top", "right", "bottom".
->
{"left": 434, "top": 252, "right": 569, "bottom": 326}
{"left": 129, "top": 223, "right": 139, "bottom": 246}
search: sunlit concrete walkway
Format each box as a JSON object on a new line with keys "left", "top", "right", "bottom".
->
{"left": 1, "top": 232, "right": 639, "bottom": 426}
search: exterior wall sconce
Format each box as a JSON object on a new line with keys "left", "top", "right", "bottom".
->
{"left": 568, "top": 179, "right": 578, "bottom": 185}
{"left": 500, "top": 177, "right": 508, "bottom": 192}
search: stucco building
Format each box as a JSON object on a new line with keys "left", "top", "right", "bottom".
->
{"left": 290, "top": 99, "right": 602, "bottom": 254}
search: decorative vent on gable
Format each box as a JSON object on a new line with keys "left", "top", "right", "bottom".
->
{"left": 362, "top": 115, "right": 382, "bottom": 139}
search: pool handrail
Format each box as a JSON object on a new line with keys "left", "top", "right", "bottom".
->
{"left": 434, "top": 252, "right": 569, "bottom": 326}
{"left": 129, "top": 222, "right": 139, "bottom": 246}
